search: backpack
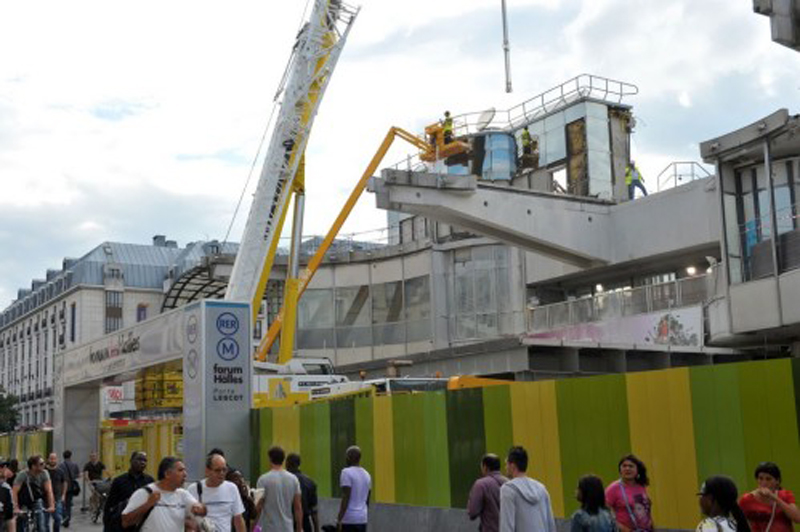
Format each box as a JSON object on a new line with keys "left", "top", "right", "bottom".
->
{"left": 105, "top": 486, "right": 154, "bottom": 532}
{"left": 17, "top": 476, "right": 43, "bottom": 509}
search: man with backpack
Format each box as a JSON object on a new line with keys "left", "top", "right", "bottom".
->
{"left": 12, "top": 455, "right": 55, "bottom": 532}
{"left": 187, "top": 453, "right": 245, "bottom": 532}
{"left": 286, "top": 453, "right": 319, "bottom": 532}
{"left": 103, "top": 451, "right": 154, "bottom": 531}
{"left": 58, "top": 450, "right": 80, "bottom": 528}
{"left": 122, "top": 456, "right": 206, "bottom": 532}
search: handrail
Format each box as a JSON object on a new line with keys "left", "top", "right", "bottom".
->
{"left": 452, "top": 73, "right": 638, "bottom": 137}
{"left": 527, "top": 272, "right": 714, "bottom": 332}
{"left": 656, "top": 161, "right": 713, "bottom": 192}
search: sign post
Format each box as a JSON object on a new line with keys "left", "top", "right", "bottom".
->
{"left": 183, "top": 300, "right": 251, "bottom": 480}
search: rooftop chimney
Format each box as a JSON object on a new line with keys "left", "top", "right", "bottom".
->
{"left": 153, "top": 235, "right": 167, "bottom": 247}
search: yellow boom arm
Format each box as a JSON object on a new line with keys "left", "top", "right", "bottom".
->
{"left": 256, "top": 127, "right": 432, "bottom": 361}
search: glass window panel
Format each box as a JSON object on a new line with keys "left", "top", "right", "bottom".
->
{"left": 456, "top": 314, "right": 476, "bottom": 339}
{"left": 298, "top": 289, "right": 334, "bottom": 329}
{"left": 448, "top": 163, "right": 469, "bottom": 176}
{"left": 545, "top": 130, "right": 566, "bottom": 163}
{"left": 476, "top": 313, "right": 498, "bottom": 338}
{"left": 775, "top": 185, "right": 793, "bottom": 234}
{"left": 404, "top": 276, "right": 431, "bottom": 321}
{"left": 474, "top": 269, "right": 496, "bottom": 313}
{"left": 455, "top": 273, "right": 474, "bottom": 314}
{"left": 335, "top": 285, "right": 370, "bottom": 327}
{"left": 407, "top": 318, "right": 431, "bottom": 342}
{"left": 373, "top": 323, "right": 405, "bottom": 345}
{"left": 336, "top": 326, "right": 372, "bottom": 348}
{"left": 296, "top": 328, "right": 334, "bottom": 350}
{"left": 372, "top": 281, "right": 403, "bottom": 324}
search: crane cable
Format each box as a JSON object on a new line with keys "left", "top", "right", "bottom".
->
{"left": 222, "top": 0, "right": 314, "bottom": 247}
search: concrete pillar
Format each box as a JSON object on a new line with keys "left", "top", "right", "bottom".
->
{"left": 608, "top": 350, "right": 627, "bottom": 373}
{"left": 653, "top": 351, "right": 671, "bottom": 370}
{"left": 561, "top": 347, "right": 580, "bottom": 373}
{"left": 792, "top": 342, "right": 800, "bottom": 358}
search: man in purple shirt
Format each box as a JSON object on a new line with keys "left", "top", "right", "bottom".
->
{"left": 467, "top": 454, "right": 508, "bottom": 532}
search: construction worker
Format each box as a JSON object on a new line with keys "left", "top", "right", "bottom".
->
{"left": 626, "top": 160, "right": 648, "bottom": 199}
{"left": 521, "top": 127, "right": 532, "bottom": 156}
{"left": 442, "top": 111, "right": 454, "bottom": 144}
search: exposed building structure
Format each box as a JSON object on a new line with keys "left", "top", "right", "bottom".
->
{"left": 6, "top": 75, "right": 800, "bottom": 429}
{"left": 754, "top": 0, "right": 800, "bottom": 52}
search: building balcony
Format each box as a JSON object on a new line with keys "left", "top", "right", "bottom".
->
{"left": 526, "top": 273, "right": 715, "bottom": 350}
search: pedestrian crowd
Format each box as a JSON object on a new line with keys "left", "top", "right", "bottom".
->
{"left": 467, "top": 449, "right": 799, "bottom": 532}
{"left": 0, "top": 445, "right": 795, "bottom": 531}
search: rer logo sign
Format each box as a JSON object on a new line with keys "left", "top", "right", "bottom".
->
{"left": 216, "top": 313, "right": 239, "bottom": 336}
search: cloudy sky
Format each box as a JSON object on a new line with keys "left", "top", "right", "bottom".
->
{"left": 1, "top": 0, "right": 798, "bottom": 307}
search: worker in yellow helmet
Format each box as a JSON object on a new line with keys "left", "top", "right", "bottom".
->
{"left": 626, "top": 160, "right": 648, "bottom": 199}
{"left": 442, "top": 111, "right": 454, "bottom": 144}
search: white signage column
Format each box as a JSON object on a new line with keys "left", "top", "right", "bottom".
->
{"left": 183, "top": 300, "right": 252, "bottom": 480}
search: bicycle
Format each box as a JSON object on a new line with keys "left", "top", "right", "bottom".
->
{"left": 89, "top": 478, "right": 112, "bottom": 524}
{"left": 17, "top": 503, "right": 47, "bottom": 532}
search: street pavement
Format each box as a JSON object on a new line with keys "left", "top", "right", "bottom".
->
{"left": 63, "top": 505, "right": 103, "bottom": 532}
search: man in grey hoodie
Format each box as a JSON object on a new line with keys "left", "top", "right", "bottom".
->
{"left": 499, "top": 446, "right": 556, "bottom": 532}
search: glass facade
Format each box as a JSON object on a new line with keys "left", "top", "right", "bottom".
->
{"left": 725, "top": 156, "right": 800, "bottom": 283}
{"left": 450, "top": 246, "right": 515, "bottom": 340}
{"left": 296, "top": 275, "right": 432, "bottom": 350}
{"left": 481, "top": 134, "right": 516, "bottom": 181}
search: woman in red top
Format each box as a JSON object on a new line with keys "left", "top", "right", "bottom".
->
{"left": 739, "top": 462, "right": 800, "bottom": 532}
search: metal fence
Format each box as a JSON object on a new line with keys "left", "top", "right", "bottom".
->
{"left": 656, "top": 161, "right": 713, "bottom": 192}
{"left": 528, "top": 274, "right": 712, "bottom": 332}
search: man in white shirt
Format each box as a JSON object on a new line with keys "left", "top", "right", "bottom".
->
{"left": 188, "top": 453, "right": 245, "bottom": 532}
{"left": 336, "top": 446, "right": 371, "bottom": 532}
{"left": 122, "top": 456, "right": 206, "bottom": 532}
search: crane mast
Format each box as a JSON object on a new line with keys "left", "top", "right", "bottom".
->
{"left": 225, "top": 0, "right": 359, "bottom": 326}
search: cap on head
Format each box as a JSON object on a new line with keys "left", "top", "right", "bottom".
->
{"left": 445, "top": 111, "right": 450, "bottom": 116}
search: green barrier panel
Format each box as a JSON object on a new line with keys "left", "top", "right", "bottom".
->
{"left": 557, "top": 374, "right": 630, "bottom": 516}
{"left": 423, "top": 391, "right": 451, "bottom": 508}
{"left": 482, "top": 385, "right": 513, "bottom": 461}
{"left": 393, "top": 393, "right": 428, "bottom": 505}
{"left": 329, "top": 399, "right": 356, "bottom": 498}
{"left": 301, "top": 401, "right": 332, "bottom": 498}
{"left": 446, "top": 387, "right": 485, "bottom": 509}
{"left": 690, "top": 364, "right": 747, "bottom": 489}
{"left": 354, "top": 397, "right": 375, "bottom": 492}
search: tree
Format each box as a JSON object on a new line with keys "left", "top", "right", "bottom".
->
{"left": 0, "top": 391, "right": 19, "bottom": 432}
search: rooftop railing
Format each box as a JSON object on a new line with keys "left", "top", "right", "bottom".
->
{"left": 656, "top": 161, "right": 713, "bottom": 192}
{"left": 454, "top": 74, "right": 639, "bottom": 137}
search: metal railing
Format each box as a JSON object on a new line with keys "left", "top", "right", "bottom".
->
{"left": 528, "top": 273, "right": 712, "bottom": 332}
{"left": 454, "top": 74, "right": 638, "bottom": 137}
{"left": 656, "top": 161, "right": 713, "bottom": 192}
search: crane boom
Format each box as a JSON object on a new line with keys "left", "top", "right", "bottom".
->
{"left": 225, "top": 0, "right": 359, "bottom": 326}
{"left": 256, "top": 127, "right": 432, "bottom": 361}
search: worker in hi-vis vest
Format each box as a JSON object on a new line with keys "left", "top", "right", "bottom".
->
{"left": 626, "top": 160, "right": 648, "bottom": 199}
{"left": 442, "top": 111, "right": 454, "bottom": 144}
{"left": 521, "top": 126, "right": 533, "bottom": 155}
